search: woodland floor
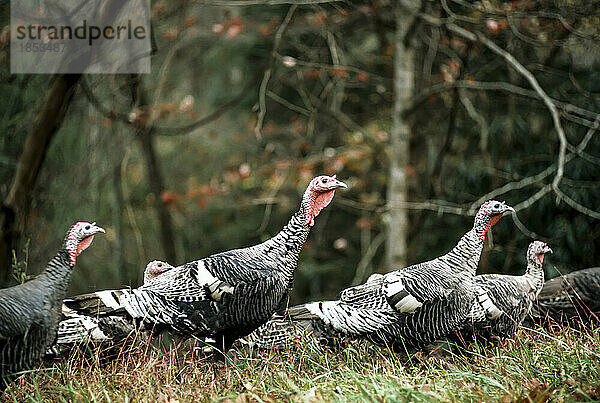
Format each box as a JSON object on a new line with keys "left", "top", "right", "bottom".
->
{"left": 1, "top": 324, "right": 599, "bottom": 402}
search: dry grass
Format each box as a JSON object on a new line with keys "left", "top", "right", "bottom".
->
{"left": 2, "top": 324, "right": 599, "bottom": 402}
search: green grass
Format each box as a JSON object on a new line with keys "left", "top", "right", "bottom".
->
{"left": 2, "top": 325, "right": 599, "bottom": 402}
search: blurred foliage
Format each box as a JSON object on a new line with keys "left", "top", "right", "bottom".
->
{"left": 0, "top": 0, "right": 598, "bottom": 302}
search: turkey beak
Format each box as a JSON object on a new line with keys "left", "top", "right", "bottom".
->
{"left": 544, "top": 245, "right": 553, "bottom": 254}
{"left": 331, "top": 177, "right": 348, "bottom": 190}
{"left": 92, "top": 224, "right": 106, "bottom": 235}
{"left": 505, "top": 206, "right": 515, "bottom": 214}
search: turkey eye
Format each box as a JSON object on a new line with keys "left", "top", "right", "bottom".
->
{"left": 322, "top": 178, "right": 328, "bottom": 183}
{"left": 85, "top": 225, "right": 90, "bottom": 230}
{"left": 494, "top": 203, "right": 500, "bottom": 209}
{"left": 158, "top": 263, "right": 162, "bottom": 267}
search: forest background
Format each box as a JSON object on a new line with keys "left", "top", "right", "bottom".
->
{"left": 0, "top": 0, "right": 598, "bottom": 306}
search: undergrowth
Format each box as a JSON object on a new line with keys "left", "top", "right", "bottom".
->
{"left": 2, "top": 324, "right": 599, "bottom": 402}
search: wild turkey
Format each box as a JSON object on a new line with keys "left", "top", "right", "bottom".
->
{"left": 143, "top": 260, "right": 174, "bottom": 284}
{"left": 530, "top": 267, "right": 600, "bottom": 325}
{"left": 51, "top": 260, "right": 176, "bottom": 352}
{"left": 245, "top": 200, "right": 514, "bottom": 351}
{"left": 0, "top": 222, "right": 104, "bottom": 378}
{"left": 58, "top": 175, "right": 347, "bottom": 354}
{"left": 451, "top": 241, "right": 552, "bottom": 344}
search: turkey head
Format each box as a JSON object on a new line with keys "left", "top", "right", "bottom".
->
{"left": 64, "top": 222, "right": 105, "bottom": 266}
{"left": 527, "top": 241, "right": 552, "bottom": 266}
{"left": 474, "top": 200, "right": 514, "bottom": 240}
{"left": 303, "top": 175, "right": 347, "bottom": 227}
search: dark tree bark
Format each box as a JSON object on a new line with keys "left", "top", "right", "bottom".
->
{"left": 138, "top": 127, "right": 178, "bottom": 264}
{"left": 112, "top": 161, "right": 127, "bottom": 285}
{"left": 130, "top": 75, "right": 178, "bottom": 264}
{"left": 0, "top": 74, "right": 81, "bottom": 285}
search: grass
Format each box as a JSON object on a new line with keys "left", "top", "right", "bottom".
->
{"left": 2, "top": 324, "right": 599, "bottom": 402}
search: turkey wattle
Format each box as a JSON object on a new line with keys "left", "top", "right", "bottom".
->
{"left": 246, "top": 200, "right": 514, "bottom": 350}
{"left": 0, "top": 222, "right": 104, "bottom": 378}
{"left": 59, "top": 175, "right": 347, "bottom": 353}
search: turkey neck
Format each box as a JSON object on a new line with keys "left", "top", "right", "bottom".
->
{"left": 266, "top": 192, "right": 316, "bottom": 281}
{"left": 442, "top": 227, "right": 485, "bottom": 276}
{"left": 524, "top": 258, "right": 545, "bottom": 293}
{"left": 36, "top": 249, "right": 74, "bottom": 296}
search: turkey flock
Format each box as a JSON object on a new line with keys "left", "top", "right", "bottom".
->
{"left": 1, "top": 175, "right": 598, "bottom": 387}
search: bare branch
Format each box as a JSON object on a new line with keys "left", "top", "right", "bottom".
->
{"left": 470, "top": 115, "right": 600, "bottom": 213}
{"left": 255, "top": 5, "right": 297, "bottom": 139}
{"left": 458, "top": 89, "right": 489, "bottom": 152}
{"left": 510, "top": 212, "right": 548, "bottom": 241}
{"left": 82, "top": 76, "right": 254, "bottom": 136}
{"left": 156, "top": 82, "right": 253, "bottom": 136}
{"left": 446, "top": 24, "right": 568, "bottom": 195}
{"left": 266, "top": 91, "right": 311, "bottom": 116}
{"left": 81, "top": 79, "right": 129, "bottom": 124}
{"left": 512, "top": 185, "right": 552, "bottom": 212}
{"left": 404, "top": 80, "right": 599, "bottom": 123}
{"left": 352, "top": 232, "right": 385, "bottom": 285}
{"left": 554, "top": 188, "right": 600, "bottom": 220}
{"left": 205, "top": 0, "right": 345, "bottom": 5}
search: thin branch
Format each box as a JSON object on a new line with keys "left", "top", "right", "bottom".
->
{"left": 205, "top": 0, "right": 344, "bottom": 5}
{"left": 81, "top": 79, "right": 129, "bottom": 123}
{"left": 82, "top": 76, "right": 254, "bottom": 136}
{"left": 255, "top": 5, "right": 297, "bottom": 139}
{"left": 554, "top": 188, "right": 600, "bottom": 220}
{"left": 512, "top": 185, "right": 552, "bottom": 212}
{"left": 403, "top": 80, "right": 599, "bottom": 123}
{"left": 156, "top": 81, "right": 254, "bottom": 136}
{"left": 352, "top": 232, "right": 385, "bottom": 285}
{"left": 458, "top": 89, "right": 489, "bottom": 152}
{"left": 469, "top": 115, "right": 600, "bottom": 213}
{"left": 511, "top": 212, "right": 547, "bottom": 241}
{"left": 445, "top": 23, "right": 568, "bottom": 195}
{"left": 266, "top": 91, "right": 311, "bottom": 116}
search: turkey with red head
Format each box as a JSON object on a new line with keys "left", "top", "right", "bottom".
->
{"left": 452, "top": 241, "right": 552, "bottom": 344}
{"left": 143, "top": 260, "right": 174, "bottom": 284}
{"left": 0, "top": 222, "right": 104, "bottom": 379}
{"left": 246, "top": 200, "right": 514, "bottom": 351}
{"left": 49, "top": 260, "right": 175, "bottom": 356}
{"left": 61, "top": 175, "right": 347, "bottom": 353}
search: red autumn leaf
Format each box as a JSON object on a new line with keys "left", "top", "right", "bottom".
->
{"left": 303, "top": 69, "right": 322, "bottom": 79}
{"left": 357, "top": 72, "right": 369, "bottom": 82}
{"left": 229, "top": 17, "right": 242, "bottom": 26}
{"left": 161, "top": 191, "right": 181, "bottom": 206}
{"left": 226, "top": 24, "right": 243, "bottom": 39}
{"left": 164, "top": 29, "right": 176, "bottom": 41}
{"left": 355, "top": 217, "right": 372, "bottom": 229}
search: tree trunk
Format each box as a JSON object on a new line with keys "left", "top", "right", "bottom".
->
{"left": 385, "top": 1, "right": 420, "bottom": 270}
{"left": 112, "top": 159, "right": 127, "bottom": 284}
{"left": 129, "top": 75, "right": 178, "bottom": 265}
{"left": 138, "top": 127, "right": 178, "bottom": 264}
{"left": 0, "top": 74, "right": 81, "bottom": 285}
